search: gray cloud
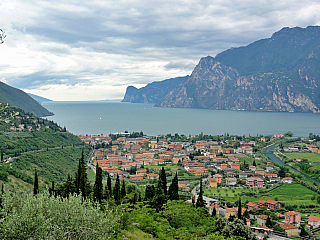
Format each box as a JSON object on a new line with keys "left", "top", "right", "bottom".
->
{"left": 2, "top": 0, "right": 320, "bottom": 100}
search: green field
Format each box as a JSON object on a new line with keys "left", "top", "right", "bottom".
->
{"left": 286, "top": 152, "right": 320, "bottom": 165}
{"left": 204, "top": 183, "right": 318, "bottom": 205}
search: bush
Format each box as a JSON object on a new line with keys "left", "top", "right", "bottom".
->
{"left": 0, "top": 191, "right": 120, "bottom": 239}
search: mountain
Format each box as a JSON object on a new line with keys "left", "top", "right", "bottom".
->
{"left": 122, "top": 76, "right": 189, "bottom": 104}
{"left": 27, "top": 93, "right": 52, "bottom": 103}
{"left": 0, "top": 81, "right": 53, "bottom": 116}
{"left": 157, "top": 26, "right": 320, "bottom": 113}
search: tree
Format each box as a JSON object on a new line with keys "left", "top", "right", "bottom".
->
{"left": 152, "top": 180, "right": 166, "bottom": 212}
{"left": 75, "top": 149, "right": 88, "bottom": 198}
{"left": 266, "top": 216, "right": 273, "bottom": 228}
{"left": 107, "top": 174, "right": 112, "bottom": 196}
{"left": 278, "top": 166, "right": 286, "bottom": 178}
{"left": 196, "top": 176, "right": 205, "bottom": 208}
{"left": 158, "top": 167, "right": 167, "bottom": 196}
{"left": 121, "top": 179, "right": 126, "bottom": 199}
{"left": 252, "top": 160, "right": 256, "bottom": 167}
{"left": 144, "top": 185, "right": 155, "bottom": 201}
{"left": 168, "top": 172, "right": 179, "bottom": 200}
{"left": 49, "top": 181, "right": 55, "bottom": 197}
{"left": 212, "top": 206, "right": 217, "bottom": 217}
{"left": 222, "top": 218, "right": 257, "bottom": 240}
{"left": 93, "top": 164, "right": 103, "bottom": 202}
{"left": 237, "top": 198, "right": 242, "bottom": 219}
{"left": 113, "top": 175, "right": 121, "bottom": 204}
{"left": 33, "top": 169, "right": 39, "bottom": 195}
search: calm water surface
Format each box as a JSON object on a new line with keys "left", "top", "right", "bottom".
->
{"left": 43, "top": 101, "right": 320, "bottom": 137}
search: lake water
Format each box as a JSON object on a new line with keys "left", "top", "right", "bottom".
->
{"left": 42, "top": 101, "right": 320, "bottom": 137}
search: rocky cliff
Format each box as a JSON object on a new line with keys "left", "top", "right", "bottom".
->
{"left": 122, "top": 76, "right": 188, "bottom": 104}
{"left": 157, "top": 26, "right": 320, "bottom": 113}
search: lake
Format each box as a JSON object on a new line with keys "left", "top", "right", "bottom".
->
{"left": 43, "top": 101, "right": 320, "bottom": 137}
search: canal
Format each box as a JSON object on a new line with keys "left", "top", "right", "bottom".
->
{"left": 263, "top": 142, "right": 318, "bottom": 183}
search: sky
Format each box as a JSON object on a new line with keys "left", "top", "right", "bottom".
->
{"left": 1, "top": 0, "right": 320, "bottom": 101}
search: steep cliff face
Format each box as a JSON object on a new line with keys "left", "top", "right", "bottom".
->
{"left": 157, "top": 26, "right": 320, "bottom": 113}
{"left": 122, "top": 76, "right": 188, "bottom": 104}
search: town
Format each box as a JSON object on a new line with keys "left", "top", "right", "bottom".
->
{"left": 76, "top": 131, "right": 320, "bottom": 239}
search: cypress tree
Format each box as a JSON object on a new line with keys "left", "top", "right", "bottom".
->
{"left": 1, "top": 183, "right": 4, "bottom": 194}
{"left": 159, "top": 167, "right": 167, "bottom": 195}
{"left": 196, "top": 176, "right": 205, "bottom": 208}
{"left": 93, "top": 164, "right": 103, "bottom": 202}
{"left": 121, "top": 179, "right": 126, "bottom": 199}
{"left": 237, "top": 198, "right": 242, "bottom": 219}
{"left": 138, "top": 192, "right": 142, "bottom": 202}
{"left": 212, "top": 206, "right": 217, "bottom": 217}
{"left": 252, "top": 160, "right": 256, "bottom": 166}
{"left": 107, "top": 174, "right": 112, "bottom": 195}
{"left": 76, "top": 149, "right": 88, "bottom": 198}
{"left": 168, "top": 172, "right": 179, "bottom": 200}
{"left": 64, "top": 174, "right": 73, "bottom": 198}
{"left": 1, "top": 151, "right": 3, "bottom": 161}
{"left": 33, "top": 169, "right": 39, "bottom": 195}
{"left": 113, "top": 175, "right": 121, "bottom": 204}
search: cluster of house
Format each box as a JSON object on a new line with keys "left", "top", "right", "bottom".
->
{"left": 78, "top": 135, "right": 297, "bottom": 188}
{"left": 202, "top": 197, "right": 319, "bottom": 237}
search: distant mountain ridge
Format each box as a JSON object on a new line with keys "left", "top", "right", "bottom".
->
{"left": 154, "top": 26, "right": 320, "bottom": 112}
{"left": 0, "top": 81, "right": 53, "bottom": 117}
{"left": 27, "top": 93, "right": 52, "bottom": 103}
{"left": 122, "top": 76, "right": 189, "bottom": 104}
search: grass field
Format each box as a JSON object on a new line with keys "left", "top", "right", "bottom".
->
{"left": 285, "top": 152, "right": 320, "bottom": 165}
{"left": 204, "top": 183, "right": 318, "bottom": 205}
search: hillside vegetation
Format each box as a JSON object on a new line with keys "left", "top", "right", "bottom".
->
{"left": 0, "top": 81, "right": 53, "bottom": 117}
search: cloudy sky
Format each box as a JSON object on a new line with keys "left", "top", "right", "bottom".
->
{"left": 1, "top": 0, "right": 320, "bottom": 101}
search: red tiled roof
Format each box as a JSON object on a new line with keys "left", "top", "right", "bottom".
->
{"left": 280, "top": 223, "right": 298, "bottom": 230}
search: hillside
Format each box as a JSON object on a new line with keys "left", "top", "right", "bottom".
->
{"left": 0, "top": 81, "right": 53, "bottom": 117}
{"left": 122, "top": 76, "right": 188, "bottom": 104}
{"left": 0, "top": 103, "right": 87, "bottom": 190}
{"left": 156, "top": 26, "right": 320, "bottom": 112}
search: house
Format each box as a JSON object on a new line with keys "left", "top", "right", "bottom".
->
{"left": 223, "top": 208, "right": 237, "bottom": 219}
{"left": 255, "top": 168, "right": 265, "bottom": 176}
{"left": 246, "top": 177, "right": 264, "bottom": 187}
{"left": 225, "top": 177, "right": 237, "bottom": 186}
{"left": 230, "top": 163, "right": 240, "bottom": 170}
{"left": 282, "top": 177, "right": 293, "bottom": 184}
{"left": 265, "top": 199, "right": 281, "bottom": 210}
{"left": 213, "top": 174, "right": 222, "bottom": 184}
{"left": 248, "top": 166, "right": 256, "bottom": 171}
{"left": 256, "top": 215, "right": 268, "bottom": 226}
{"left": 308, "top": 215, "right": 320, "bottom": 228}
{"left": 285, "top": 211, "right": 301, "bottom": 223}
{"left": 279, "top": 223, "right": 299, "bottom": 236}
{"left": 136, "top": 169, "right": 147, "bottom": 176}
{"left": 129, "top": 175, "right": 143, "bottom": 180}
{"left": 208, "top": 178, "right": 218, "bottom": 188}
{"left": 246, "top": 202, "right": 259, "bottom": 210}
{"left": 146, "top": 173, "right": 159, "bottom": 179}
{"left": 264, "top": 199, "right": 281, "bottom": 209}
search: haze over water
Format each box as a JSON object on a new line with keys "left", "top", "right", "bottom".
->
{"left": 43, "top": 101, "right": 320, "bottom": 137}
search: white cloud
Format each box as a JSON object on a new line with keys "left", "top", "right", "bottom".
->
{"left": 1, "top": 0, "right": 320, "bottom": 100}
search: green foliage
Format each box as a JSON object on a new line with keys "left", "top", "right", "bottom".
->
{"left": 0, "top": 191, "right": 120, "bottom": 239}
